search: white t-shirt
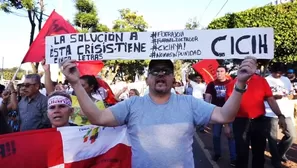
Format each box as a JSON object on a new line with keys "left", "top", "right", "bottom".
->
{"left": 189, "top": 80, "right": 206, "bottom": 99}
{"left": 264, "top": 75, "right": 294, "bottom": 118}
{"left": 39, "top": 88, "right": 47, "bottom": 96}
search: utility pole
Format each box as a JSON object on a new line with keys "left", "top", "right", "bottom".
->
{"left": 1, "top": 57, "right": 3, "bottom": 80}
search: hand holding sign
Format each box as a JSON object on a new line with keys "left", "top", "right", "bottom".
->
{"left": 61, "top": 60, "right": 80, "bottom": 85}
{"left": 41, "top": 59, "right": 50, "bottom": 71}
{"left": 236, "top": 56, "right": 257, "bottom": 85}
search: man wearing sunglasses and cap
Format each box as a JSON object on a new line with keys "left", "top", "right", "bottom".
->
{"left": 61, "top": 57, "right": 256, "bottom": 168}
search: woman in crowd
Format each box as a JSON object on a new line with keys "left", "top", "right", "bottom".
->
{"left": 70, "top": 75, "right": 106, "bottom": 125}
{"left": 115, "top": 86, "right": 140, "bottom": 101}
{"left": 47, "top": 91, "right": 78, "bottom": 127}
{"left": 42, "top": 60, "right": 106, "bottom": 125}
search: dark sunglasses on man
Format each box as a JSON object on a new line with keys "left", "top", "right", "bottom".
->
{"left": 20, "top": 83, "right": 36, "bottom": 88}
{"left": 149, "top": 68, "right": 173, "bottom": 76}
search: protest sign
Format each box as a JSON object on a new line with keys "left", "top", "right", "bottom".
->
{"left": 45, "top": 28, "right": 274, "bottom": 64}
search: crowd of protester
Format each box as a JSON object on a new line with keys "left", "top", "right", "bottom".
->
{"left": 0, "top": 58, "right": 296, "bottom": 168}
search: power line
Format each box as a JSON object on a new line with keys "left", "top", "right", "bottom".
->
{"left": 214, "top": 0, "right": 229, "bottom": 19}
{"left": 198, "top": 0, "right": 215, "bottom": 23}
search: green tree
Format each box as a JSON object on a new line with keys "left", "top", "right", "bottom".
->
{"left": 104, "top": 9, "right": 150, "bottom": 83}
{"left": 207, "top": 2, "right": 297, "bottom": 64}
{"left": 0, "top": 0, "right": 45, "bottom": 74}
{"left": 74, "top": 0, "right": 98, "bottom": 32}
{"left": 93, "top": 23, "right": 110, "bottom": 32}
{"left": 2, "top": 67, "right": 26, "bottom": 80}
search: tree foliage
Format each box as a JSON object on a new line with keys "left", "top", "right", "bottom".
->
{"left": 92, "top": 23, "right": 110, "bottom": 32}
{"left": 2, "top": 67, "right": 26, "bottom": 80}
{"left": 0, "top": 0, "right": 44, "bottom": 73}
{"left": 207, "top": 2, "right": 297, "bottom": 63}
{"left": 74, "top": 0, "right": 98, "bottom": 32}
{"left": 104, "top": 9, "right": 150, "bottom": 83}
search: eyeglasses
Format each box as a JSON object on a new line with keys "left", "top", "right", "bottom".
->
{"left": 20, "top": 83, "right": 36, "bottom": 88}
{"left": 149, "top": 68, "right": 173, "bottom": 76}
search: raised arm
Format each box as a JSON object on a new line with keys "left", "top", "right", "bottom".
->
{"left": 0, "top": 90, "right": 11, "bottom": 115}
{"left": 62, "top": 60, "right": 119, "bottom": 127}
{"left": 41, "top": 60, "right": 55, "bottom": 94}
{"left": 209, "top": 57, "right": 256, "bottom": 124}
{"left": 6, "top": 82, "right": 18, "bottom": 111}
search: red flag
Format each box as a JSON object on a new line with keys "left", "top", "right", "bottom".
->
{"left": 96, "top": 78, "right": 118, "bottom": 105}
{"left": 22, "top": 10, "right": 77, "bottom": 63}
{"left": 0, "top": 126, "right": 131, "bottom": 168}
{"left": 77, "top": 61, "right": 104, "bottom": 76}
{"left": 192, "top": 60, "right": 219, "bottom": 84}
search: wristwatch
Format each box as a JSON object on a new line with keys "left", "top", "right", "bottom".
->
{"left": 234, "top": 84, "right": 248, "bottom": 94}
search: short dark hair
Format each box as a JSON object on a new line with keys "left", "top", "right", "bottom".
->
{"left": 80, "top": 75, "right": 99, "bottom": 93}
{"left": 25, "top": 74, "right": 41, "bottom": 85}
{"left": 270, "top": 62, "right": 285, "bottom": 73}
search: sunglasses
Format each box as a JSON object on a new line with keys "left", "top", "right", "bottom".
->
{"left": 20, "top": 83, "right": 36, "bottom": 88}
{"left": 149, "top": 68, "right": 173, "bottom": 76}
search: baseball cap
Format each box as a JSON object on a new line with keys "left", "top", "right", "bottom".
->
{"left": 287, "top": 69, "right": 295, "bottom": 73}
{"left": 148, "top": 60, "right": 174, "bottom": 71}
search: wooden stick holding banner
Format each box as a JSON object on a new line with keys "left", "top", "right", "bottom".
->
{"left": 11, "top": 64, "right": 22, "bottom": 82}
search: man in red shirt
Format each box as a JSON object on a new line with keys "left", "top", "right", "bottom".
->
{"left": 226, "top": 58, "right": 287, "bottom": 168}
{"left": 205, "top": 66, "right": 236, "bottom": 167}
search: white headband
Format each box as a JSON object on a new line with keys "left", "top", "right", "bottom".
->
{"left": 48, "top": 95, "right": 72, "bottom": 107}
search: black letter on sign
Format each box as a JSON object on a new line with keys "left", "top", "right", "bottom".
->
{"left": 60, "top": 36, "right": 65, "bottom": 44}
{"left": 211, "top": 35, "right": 227, "bottom": 57}
{"left": 251, "top": 35, "right": 257, "bottom": 54}
{"left": 130, "top": 32, "right": 138, "bottom": 40}
{"left": 236, "top": 35, "right": 250, "bottom": 55}
{"left": 259, "top": 34, "right": 268, "bottom": 54}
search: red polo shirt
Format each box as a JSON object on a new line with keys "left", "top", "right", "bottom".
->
{"left": 226, "top": 74, "right": 273, "bottom": 118}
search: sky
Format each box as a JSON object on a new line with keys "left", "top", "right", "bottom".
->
{"left": 0, "top": 0, "right": 272, "bottom": 71}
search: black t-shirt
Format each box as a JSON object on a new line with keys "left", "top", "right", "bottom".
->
{"left": 69, "top": 123, "right": 78, "bottom": 126}
{"left": 205, "top": 79, "right": 232, "bottom": 107}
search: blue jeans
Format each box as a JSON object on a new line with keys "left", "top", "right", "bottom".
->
{"left": 212, "top": 123, "right": 236, "bottom": 161}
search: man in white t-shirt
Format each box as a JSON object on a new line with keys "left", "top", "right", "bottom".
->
{"left": 189, "top": 74, "right": 206, "bottom": 99}
{"left": 264, "top": 63, "right": 296, "bottom": 167}
{"left": 188, "top": 74, "right": 207, "bottom": 133}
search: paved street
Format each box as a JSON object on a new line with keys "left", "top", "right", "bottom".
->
{"left": 198, "top": 125, "right": 297, "bottom": 168}
{"left": 193, "top": 133, "right": 214, "bottom": 168}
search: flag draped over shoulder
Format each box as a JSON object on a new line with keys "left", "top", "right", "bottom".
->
{"left": 0, "top": 126, "right": 131, "bottom": 168}
{"left": 22, "top": 10, "right": 77, "bottom": 63}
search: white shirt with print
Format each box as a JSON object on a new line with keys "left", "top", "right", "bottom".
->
{"left": 264, "top": 75, "right": 294, "bottom": 118}
{"left": 189, "top": 80, "right": 206, "bottom": 99}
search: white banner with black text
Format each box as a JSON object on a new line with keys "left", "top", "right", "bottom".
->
{"left": 45, "top": 28, "right": 274, "bottom": 64}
